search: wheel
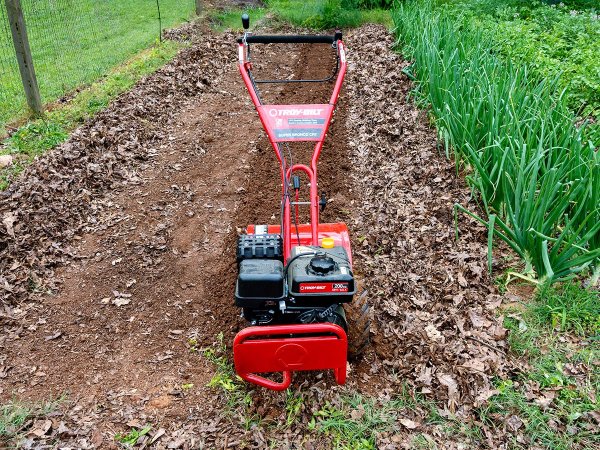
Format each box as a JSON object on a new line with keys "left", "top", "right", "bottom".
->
{"left": 345, "top": 290, "right": 371, "bottom": 360}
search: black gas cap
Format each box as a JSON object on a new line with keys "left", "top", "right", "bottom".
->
{"left": 308, "top": 253, "right": 336, "bottom": 275}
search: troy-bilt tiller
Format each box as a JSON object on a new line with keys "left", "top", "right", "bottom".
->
{"left": 233, "top": 15, "right": 368, "bottom": 391}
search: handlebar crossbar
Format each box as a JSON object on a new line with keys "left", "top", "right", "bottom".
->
{"left": 237, "top": 32, "right": 342, "bottom": 45}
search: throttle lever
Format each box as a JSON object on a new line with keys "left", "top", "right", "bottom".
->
{"left": 319, "top": 192, "right": 327, "bottom": 212}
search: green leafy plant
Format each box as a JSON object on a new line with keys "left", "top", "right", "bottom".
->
{"left": 0, "top": 398, "right": 62, "bottom": 444}
{"left": 394, "top": 0, "right": 600, "bottom": 285}
{"left": 202, "top": 333, "right": 254, "bottom": 419}
{"left": 446, "top": 0, "right": 600, "bottom": 124}
{"left": 115, "top": 425, "right": 152, "bottom": 447}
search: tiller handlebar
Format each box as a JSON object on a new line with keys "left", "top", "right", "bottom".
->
{"left": 238, "top": 25, "right": 347, "bottom": 260}
{"left": 233, "top": 15, "right": 352, "bottom": 390}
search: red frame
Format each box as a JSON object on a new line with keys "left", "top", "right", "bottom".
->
{"left": 238, "top": 39, "right": 347, "bottom": 261}
{"left": 235, "top": 36, "right": 349, "bottom": 390}
{"left": 234, "top": 323, "right": 347, "bottom": 391}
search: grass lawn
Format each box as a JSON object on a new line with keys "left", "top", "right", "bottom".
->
{"left": 266, "top": 0, "right": 391, "bottom": 29}
{"left": 0, "top": 0, "right": 194, "bottom": 133}
{"left": 207, "top": 1, "right": 392, "bottom": 32}
{"left": 0, "top": 39, "right": 182, "bottom": 190}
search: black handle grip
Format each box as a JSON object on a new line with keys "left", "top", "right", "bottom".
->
{"left": 242, "top": 13, "right": 249, "bottom": 30}
{"left": 237, "top": 33, "right": 342, "bottom": 44}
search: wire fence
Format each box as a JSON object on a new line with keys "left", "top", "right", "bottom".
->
{"left": 0, "top": 0, "right": 196, "bottom": 131}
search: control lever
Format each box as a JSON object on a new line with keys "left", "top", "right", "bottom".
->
{"left": 319, "top": 192, "right": 327, "bottom": 212}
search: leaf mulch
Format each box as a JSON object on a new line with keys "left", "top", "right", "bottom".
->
{"left": 344, "top": 25, "right": 519, "bottom": 447}
{"left": 347, "top": 24, "right": 511, "bottom": 411}
{"left": 0, "top": 20, "right": 523, "bottom": 449}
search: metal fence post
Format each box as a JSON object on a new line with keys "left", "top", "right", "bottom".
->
{"left": 195, "top": 0, "right": 203, "bottom": 16}
{"left": 5, "top": 0, "right": 42, "bottom": 116}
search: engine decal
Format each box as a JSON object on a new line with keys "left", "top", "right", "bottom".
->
{"left": 299, "top": 282, "right": 349, "bottom": 293}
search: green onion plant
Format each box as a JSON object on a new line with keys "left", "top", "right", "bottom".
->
{"left": 393, "top": 0, "right": 600, "bottom": 284}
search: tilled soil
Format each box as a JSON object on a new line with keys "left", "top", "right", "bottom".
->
{"left": 0, "top": 22, "right": 512, "bottom": 449}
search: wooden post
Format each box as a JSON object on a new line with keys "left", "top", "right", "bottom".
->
{"left": 195, "top": 0, "right": 203, "bottom": 16}
{"left": 5, "top": 0, "right": 42, "bottom": 116}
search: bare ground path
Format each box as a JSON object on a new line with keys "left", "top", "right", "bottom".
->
{"left": 0, "top": 23, "right": 511, "bottom": 449}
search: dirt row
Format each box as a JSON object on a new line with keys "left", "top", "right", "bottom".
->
{"left": 0, "top": 21, "right": 512, "bottom": 449}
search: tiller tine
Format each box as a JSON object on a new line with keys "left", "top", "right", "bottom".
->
{"left": 233, "top": 323, "right": 347, "bottom": 391}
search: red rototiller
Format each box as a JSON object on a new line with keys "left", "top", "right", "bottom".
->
{"left": 233, "top": 15, "right": 368, "bottom": 391}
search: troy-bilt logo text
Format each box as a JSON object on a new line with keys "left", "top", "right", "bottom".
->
{"left": 269, "top": 108, "right": 324, "bottom": 117}
{"left": 299, "top": 283, "right": 349, "bottom": 293}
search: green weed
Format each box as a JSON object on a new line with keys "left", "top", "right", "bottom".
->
{"left": 285, "top": 391, "right": 304, "bottom": 426}
{"left": 202, "top": 333, "right": 254, "bottom": 420}
{"left": 115, "top": 425, "right": 152, "bottom": 447}
{"left": 309, "top": 387, "right": 440, "bottom": 449}
{"left": 504, "top": 314, "right": 543, "bottom": 358}
{"left": 533, "top": 282, "right": 600, "bottom": 334}
{"left": 505, "top": 282, "right": 599, "bottom": 339}
{"left": 0, "top": 402, "right": 33, "bottom": 438}
{"left": 478, "top": 375, "right": 599, "bottom": 449}
{"left": 489, "top": 283, "right": 600, "bottom": 449}
{"left": 203, "top": 332, "right": 238, "bottom": 392}
{"left": 6, "top": 122, "right": 68, "bottom": 157}
{"left": 411, "top": 433, "right": 437, "bottom": 449}
{"left": 188, "top": 337, "right": 199, "bottom": 352}
{"left": 0, "top": 398, "right": 61, "bottom": 443}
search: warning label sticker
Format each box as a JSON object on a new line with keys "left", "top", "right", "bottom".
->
{"left": 288, "top": 118, "right": 326, "bottom": 125}
{"left": 259, "top": 104, "right": 333, "bottom": 141}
